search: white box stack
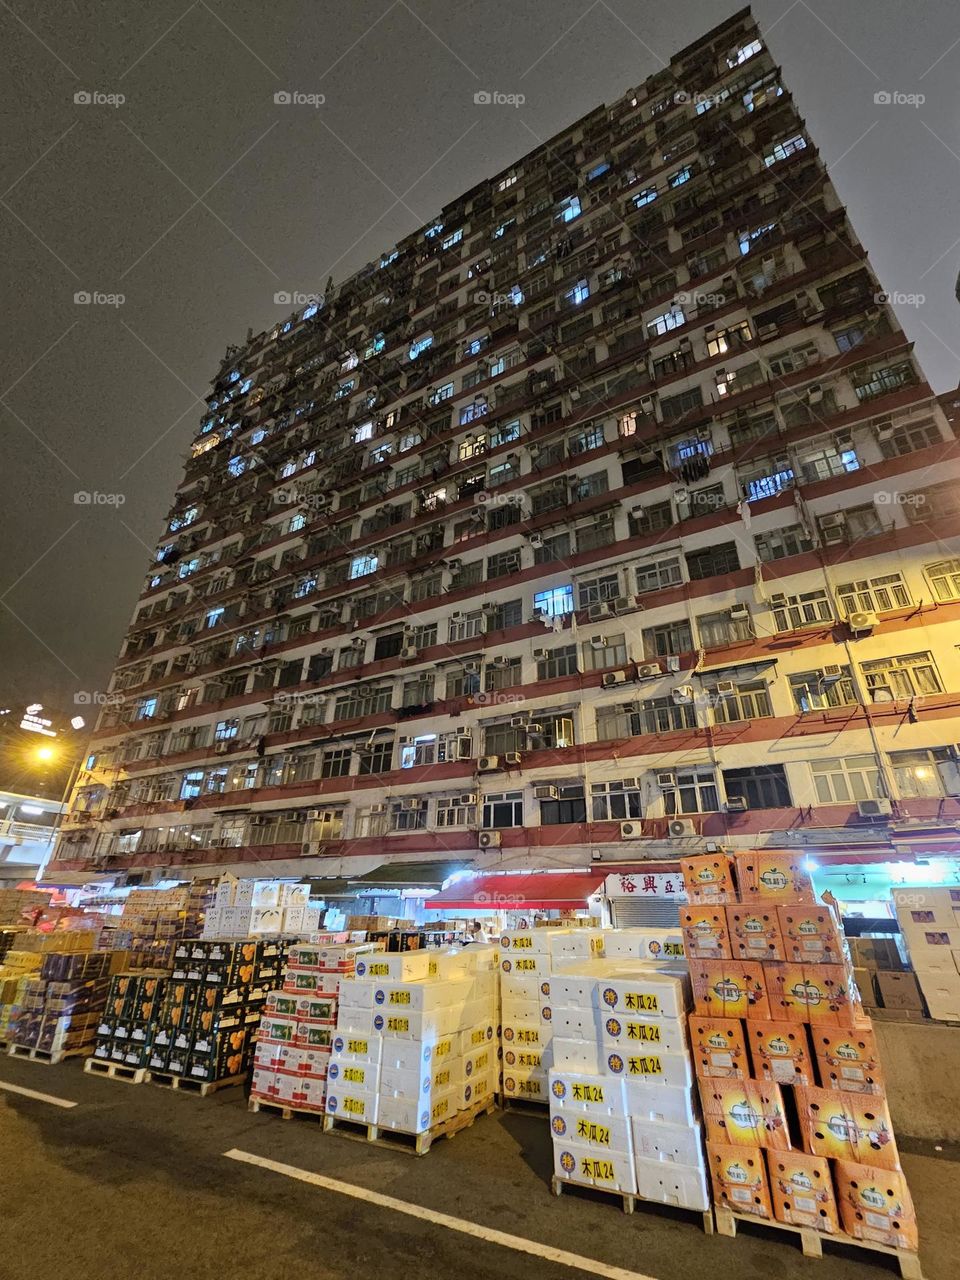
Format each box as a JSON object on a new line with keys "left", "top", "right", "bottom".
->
{"left": 326, "top": 945, "right": 499, "bottom": 1140}
{"left": 499, "top": 928, "right": 572, "bottom": 1102}
{"left": 549, "top": 941, "right": 709, "bottom": 1214}
{"left": 893, "top": 886, "right": 960, "bottom": 1021}
{"left": 204, "top": 877, "right": 321, "bottom": 938}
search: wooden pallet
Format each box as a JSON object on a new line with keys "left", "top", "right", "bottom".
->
{"left": 551, "top": 1175, "right": 714, "bottom": 1230}
{"left": 714, "top": 1206, "right": 922, "bottom": 1278}
{"left": 83, "top": 1057, "right": 148, "bottom": 1084}
{"left": 144, "top": 1070, "right": 246, "bottom": 1097}
{"left": 248, "top": 1096, "right": 325, "bottom": 1124}
{"left": 6, "top": 1042, "right": 94, "bottom": 1066}
{"left": 324, "top": 1095, "right": 496, "bottom": 1156}
{"left": 496, "top": 1093, "right": 549, "bottom": 1115}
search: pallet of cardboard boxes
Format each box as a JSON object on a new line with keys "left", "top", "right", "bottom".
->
{"left": 892, "top": 886, "right": 960, "bottom": 1023}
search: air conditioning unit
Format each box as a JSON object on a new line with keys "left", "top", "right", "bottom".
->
{"left": 640, "top": 395, "right": 655, "bottom": 414}
{"left": 807, "top": 384, "right": 824, "bottom": 404}
{"left": 858, "top": 798, "right": 892, "bottom": 818}
{"left": 602, "top": 670, "right": 627, "bottom": 688}
{"left": 620, "top": 821, "right": 643, "bottom": 839}
{"left": 214, "top": 742, "right": 230, "bottom": 754}
{"left": 481, "top": 602, "right": 497, "bottom": 613}
{"left": 510, "top": 716, "right": 528, "bottom": 728}
{"left": 657, "top": 771, "right": 676, "bottom": 787}
{"left": 504, "top": 751, "right": 522, "bottom": 766}
{"left": 589, "top": 602, "right": 614, "bottom": 620}
{"left": 306, "top": 809, "right": 324, "bottom": 820}
{"left": 671, "top": 685, "right": 694, "bottom": 704}
{"left": 369, "top": 803, "right": 387, "bottom": 814}
{"left": 533, "top": 648, "right": 548, "bottom": 659}
{"left": 589, "top": 636, "right": 607, "bottom": 650}
{"left": 400, "top": 645, "right": 419, "bottom": 659}
{"left": 637, "top": 662, "right": 662, "bottom": 677}
{"left": 529, "top": 533, "right": 544, "bottom": 549}
{"left": 402, "top": 797, "right": 425, "bottom": 811}
{"left": 820, "top": 512, "right": 847, "bottom": 544}
{"left": 535, "top": 785, "right": 559, "bottom": 800}
{"left": 478, "top": 830, "right": 502, "bottom": 848}
{"left": 725, "top": 796, "right": 749, "bottom": 812}
{"left": 715, "top": 680, "right": 735, "bottom": 696}
{"left": 464, "top": 661, "right": 482, "bottom": 674}
{"left": 848, "top": 610, "right": 878, "bottom": 634}
{"left": 478, "top": 755, "right": 500, "bottom": 772}
{"left": 459, "top": 793, "right": 479, "bottom": 806}
{"left": 729, "top": 604, "right": 750, "bottom": 620}
{"left": 821, "top": 664, "right": 844, "bottom": 683}
{"left": 667, "top": 818, "right": 696, "bottom": 838}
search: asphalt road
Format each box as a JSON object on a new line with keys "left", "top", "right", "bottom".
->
{"left": 0, "top": 1052, "right": 954, "bottom": 1280}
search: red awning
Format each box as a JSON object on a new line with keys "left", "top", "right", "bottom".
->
{"left": 427, "top": 870, "right": 606, "bottom": 911}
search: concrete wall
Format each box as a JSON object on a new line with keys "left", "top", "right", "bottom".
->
{"left": 875, "top": 1019, "right": 960, "bottom": 1141}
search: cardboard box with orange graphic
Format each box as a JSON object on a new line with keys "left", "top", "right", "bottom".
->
{"left": 797, "top": 1086, "right": 900, "bottom": 1170}
{"left": 766, "top": 962, "right": 861, "bottom": 1025}
{"left": 834, "top": 1160, "right": 918, "bottom": 1250}
{"left": 734, "top": 853, "right": 815, "bottom": 904}
{"left": 747, "top": 1019, "right": 814, "bottom": 1086}
{"left": 680, "top": 854, "right": 737, "bottom": 905}
{"left": 726, "top": 906, "right": 787, "bottom": 962}
{"left": 702, "top": 1078, "right": 791, "bottom": 1150}
{"left": 766, "top": 1151, "right": 840, "bottom": 1233}
{"left": 777, "top": 904, "right": 846, "bottom": 964}
{"left": 688, "top": 1013, "right": 749, "bottom": 1079}
{"left": 690, "top": 960, "right": 771, "bottom": 1020}
{"left": 680, "top": 906, "right": 731, "bottom": 959}
{"left": 811, "top": 1025, "right": 884, "bottom": 1095}
{"left": 707, "top": 1141, "right": 772, "bottom": 1219}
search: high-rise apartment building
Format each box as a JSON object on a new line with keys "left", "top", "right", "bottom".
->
{"left": 53, "top": 8, "right": 960, "bottom": 894}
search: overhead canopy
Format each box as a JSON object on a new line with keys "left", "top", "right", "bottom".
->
{"left": 427, "top": 869, "right": 606, "bottom": 911}
{"left": 350, "top": 859, "right": 468, "bottom": 889}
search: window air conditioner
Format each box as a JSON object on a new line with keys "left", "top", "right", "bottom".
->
{"left": 714, "top": 680, "right": 735, "bottom": 696}
{"left": 589, "top": 602, "right": 614, "bottom": 621}
{"left": 671, "top": 685, "right": 694, "bottom": 704}
{"left": 510, "top": 716, "right": 528, "bottom": 727}
{"left": 725, "top": 796, "right": 748, "bottom": 812}
{"left": 478, "top": 755, "right": 500, "bottom": 772}
{"left": 529, "top": 533, "right": 544, "bottom": 549}
{"left": 533, "top": 648, "right": 548, "bottom": 659}
{"left": 369, "top": 803, "right": 387, "bottom": 814}
{"left": 464, "top": 661, "right": 482, "bottom": 674}
{"left": 858, "top": 798, "right": 892, "bottom": 818}
{"left": 602, "top": 671, "right": 628, "bottom": 688}
{"left": 459, "top": 793, "right": 479, "bottom": 806}
{"left": 478, "top": 830, "right": 502, "bottom": 848}
{"left": 620, "top": 821, "right": 643, "bottom": 839}
{"left": 306, "top": 809, "right": 323, "bottom": 820}
{"left": 847, "top": 610, "right": 878, "bottom": 634}
{"left": 729, "top": 604, "right": 750, "bottom": 620}
{"left": 657, "top": 771, "right": 676, "bottom": 787}
{"left": 821, "top": 664, "right": 844, "bottom": 683}
{"left": 401, "top": 798, "right": 424, "bottom": 811}
{"left": 667, "top": 817, "right": 696, "bottom": 838}
{"left": 214, "top": 742, "right": 230, "bottom": 754}
{"left": 504, "top": 751, "right": 522, "bottom": 766}
{"left": 534, "top": 785, "right": 559, "bottom": 800}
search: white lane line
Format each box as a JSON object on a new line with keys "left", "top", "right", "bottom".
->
{"left": 224, "top": 1148, "right": 658, "bottom": 1280}
{"left": 0, "top": 1080, "right": 78, "bottom": 1109}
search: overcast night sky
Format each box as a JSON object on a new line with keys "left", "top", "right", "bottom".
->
{"left": 1, "top": 0, "right": 958, "bottom": 713}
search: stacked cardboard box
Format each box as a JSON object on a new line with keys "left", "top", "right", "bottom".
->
{"left": 327, "top": 945, "right": 499, "bottom": 1136}
{"left": 687, "top": 852, "right": 918, "bottom": 1252}
{"left": 0, "top": 948, "right": 43, "bottom": 1041}
{"left": 249, "top": 940, "right": 366, "bottom": 1112}
{"left": 114, "top": 883, "right": 215, "bottom": 968}
{"left": 892, "top": 886, "right": 960, "bottom": 1022}
{"left": 203, "top": 878, "right": 320, "bottom": 938}
{"left": 548, "top": 946, "right": 708, "bottom": 1211}
{"left": 144, "top": 937, "right": 289, "bottom": 1083}
{"left": 499, "top": 928, "right": 572, "bottom": 1102}
{"left": 92, "top": 972, "right": 169, "bottom": 1069}
{"left": 0, "top": 889, "right": 51, "bottom": 926}
{"left": 8, "top": 948, "right": 129, "bottom": 1057}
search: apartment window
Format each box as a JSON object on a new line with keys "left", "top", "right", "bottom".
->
{"left": 436, "top": 795, "right": 478, "bottom": 827}
{"left": 879, "top": 419, "right": 942, "bottom": 458}
{"left": 642, "top": 619, "right": 693, "bottom": 658}
{"left": 333, "top": 685, "right": 392, "bottom": 721}
{"left": 287, "top": 752, "right": 316, "bottom": 784}
{"left": 540, "top": 784, "right": 586, "bottom": 825}
{"left": 569, "top": 424, "right": 605, "bottom": 454}
{"left": 571, "top": 473, "right": 610, "bottom": 505}
{"left": 686, "top": 542, "right": 739, "bottom": 581}
{"left": 668, "top": 165, "right": 693, "bottom": 187}
{"left": 661, "top": 387, "right": 703, "bottom": 423}
{"left": 487, "top": 549, "right": 522, "bottom": 580}
{"left": 861, "top": 652, "right": 942, "bottom": 701}
{"left": 837, "top": 574, "right": 910, "bottom": 616}
{"left": 399, "top": 734, "right": 438, "bottom": 768}
{"left": 391, "top": 801, "right": 427, "bottom": 832}
{"left": 743, "top": 460, "right": 794, "bottom": 502}
{"left": 635, "top": 555, "right": 682, "bottom": 594}
{"left": 576, "top": 573, "right": 621, "bottom": 609}
{"left": 481, "top": 790, "right": 523, "bottom": 828}
{"left": 789, "top": 667, "right": 857, "bottom": 712}
{"left": 401, "top": 675, "right": 435, "bottom": 707}
{"left": 357, "top": 740, "right": 393, "bottom": 775}
{"left": 534, "top": 531, "right": 573, "bottom": 564}
{"left": 534, "top": 585, "right": 574, "bottom": 618}
{"left": 706, "top": 322, "right": 752, "bottom": 358}
{"left": 486, "top": 600, "right": 522, "bottom": 631}
{"left": 408, "top": 622, "right": 438, "bottom": 649}
{"left": 355, "top": 806, "right": 389, "bottom": 838}
{"left": 755, "top": 525, "right": 814, "bottom": 562}
{"left": 536, "top": 645, "right": 578, "bottom": 680}
{"left": 590, "top": 779, "right": 643, "bottom": 821}
{"left": 663, "top": 768, "right": 719, "bottom": 815}
{"left": 763, "top": 134, "right": 807, "bottom": 166}
{"left": 214, "top": 718, "right": 239, "bottom": 741}
{"left": 697, "top": 609, "right": 753, "bottom": 648}
{"left": 449, "top": 610, "right": 484, "bottom": 642}
{"left": 834, "top": 325, "right": 865, "bottom": 354}
{"left": 489, "top": 417, "right": 521, "bottom": 447}
{"left": 446, "top": 666, "right": 481, "bottom": 699}
{"left": 853, "top": 362, "right": 916, "bottom": 402}
{"left": 582, "top": 633, "right": 627, "bottom": 670}
{"left": 723, "top": 765, "right": 790, "bottom": 809}
{"left": 811, "top": 755, "right": 883, "bottom": 803}
{"left": 563, "top": 279, "right": 590, "bottom": 308}
{"left": 180, "top": 770, "right": 204, "bottom": 801}
{"left": 797, "top": 444, "right": 859, "bottom": 483}
{"left": 647, "top": 307, "right": 686, "bottom": 338}
{"left": 339, "top": 646, "right": 363, "bottom": 671}
{"left": 772, "top": 590, "right": 832, "bottom": 632}
{"left": 926, "top": 558, "right": 960, "bottom": 601}
{"left": 350, "top": 553, "right": 378, "bottom": 579}
{"left": 557, "top": 195, "right": 582, "bottom": 223}
{"left": 890, "top": 748, "right": 959, "bottom": 799}
{"left": 485, "top": 658, "right": 522, "bottom": 692}
{"left": 320, "top": 748, "right": 350, "bottom": 782}
{"left": 410, "top": 574, "right": 442, "bottom": 603}
{"left": 629, "top": 501, "right": 673, "bottom": 537}
{"left": 633, "top": 187, "right": 657, "bottom": 208}
{"left": 710, "top": 680, "right": 772, "bottom": 723}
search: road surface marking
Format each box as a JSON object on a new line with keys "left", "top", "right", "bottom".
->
{"left": 0, "top": 1080, "right": 77, "bottom": 1109}
{"left": 224, "top": 1148, "right": 659, "bottom": 1280}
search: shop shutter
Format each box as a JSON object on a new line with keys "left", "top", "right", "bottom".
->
{"left": 611, "top": 896, "right": 681, "bottom": 928}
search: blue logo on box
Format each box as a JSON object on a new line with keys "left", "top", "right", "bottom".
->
{"left": 374, "top": 1014, "right": 384, "bottom": 1031}
{"left": 329, "top": 1063, "right": 339, "bottom": 1079}
{"left": 374, "top": 989, "right": 385, "bottom": 1004}
{"left": 333, "top": 1036, "right": 344, "bottom": 1052}
{"left": 327, "top": 1097, "right": 338, "bottom": 1113}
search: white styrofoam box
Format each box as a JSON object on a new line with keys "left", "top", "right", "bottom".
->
{"left": 330, "top": 1030, "right": 383, "bottom": 1065}
{"left": 500, "top": 928, "right": 565, "bottom": 953}
{"left": 455, "top": 1071, "right": 497, "bottom": 1110}
{"left": 379, "top": 1056, "right": 461, "bottom": 1099}
{"left": 601, "top": 929, "right": 685, "bottom": 964}
{"left": 598, "top": 1009, "right": 688, "bottom": 1055}
{"left": 501, "top": 1021, "right": 552, "bottom": 1055}
{"left": 633, "top": 1156, "right": 710, "bottom": 1211}
{"left": 502, "top": 1040, "right": 550, "bottom": 1074}
{"left": 460, "top": 1020, "right": 497, "bottom": 1055}
{"left": 325, "top": 1084, "right": 379, "bottom": 1124}
{"left": 551, "top": 1037, "right": 602, "bottom": 1074}
{"left": 467, "top": 971, "right": 498, "bottom": 1003}
{"left": 500, "top": 995, "right": 543, "bottom": 1024}
{"left": 631, "top": 1118, "right": 705, "bottom": 1168}
{"left": 501, "top": 953, "right": 550, "bottom": 984}
{"left": 549, "top": 1069, "right": 626, "bottom": 1116}
{"left": 553, "top": 1141, "right": 638, "bottom": 1194}
{"left": 550, "top": 1109, "right": 633, "bottom": 1154}
{"left": 501, "top": 1066, "right": 549, "bottom": 1102}
{"left": 551, "top": 1006, "right": 597, "bottom": 1041}
{"left": 377, "top": 1092, "right": 440, "bottom": 1134}
{"left": 591, "top": 971, "right": 689, "bottom": 1019}
{"left": 603, "top": 1047, "right": 693, "bottom": 1089}
{"left": 327, "top": 1055, "right": 379, "bottom": 1091}
{"left": 500, "top": 975, "right": 544, "bottom": 1006}
{"left": 380, "top": 1033, "right": 458, "bottom": 1073}
{"left": 372, "top": 1004, "right": 461, "bottom": 1040}
{"left": 354, "top": 951, "right": 433, "bottom": 982}
{"left": 455, "top": 1000, "right": 497, "bottom": 1033}
{"left": 462, "top": 1042, "right": 496, "bottom": 1081}
{"left": 624, "top": 1079, "right": 698, "bottom": 1126}
{"left": 550, "top": 973, "right": 596, "bottom": 1007}
{"left": 372, "top": 978, "right": 472, "bottom": 1012}
{"left": 337, "top": 978, "right": 376, "bottom": 1009}
{"left": 548, "top": 930, "right": 606, "bottom": 962}
{"left": 334, "top": 1007, "right": 378, "bottom": 1035}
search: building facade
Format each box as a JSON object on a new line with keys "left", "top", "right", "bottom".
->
{"left": 52, "top": 8, "right": 960, "bottom": 887}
